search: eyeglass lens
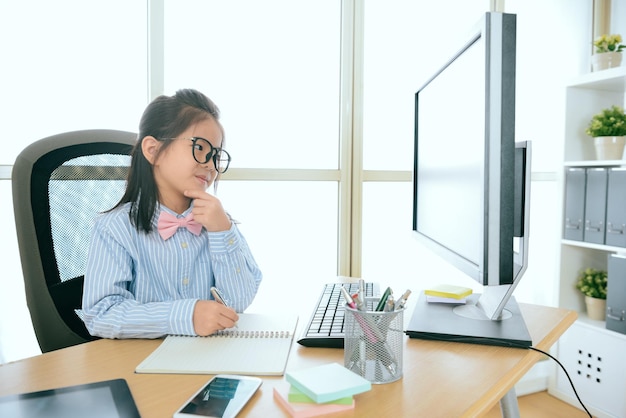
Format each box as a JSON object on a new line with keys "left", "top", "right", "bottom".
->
{"left": 191, "top": 137, "right": 230, "bottom": 173}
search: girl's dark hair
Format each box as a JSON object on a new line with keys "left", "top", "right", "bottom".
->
{"left": 112, "top": 89, "right": 224, "bottom": 233}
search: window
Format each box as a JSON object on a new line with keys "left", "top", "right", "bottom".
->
{"left": 359, "top": 1, "right": 487, "bottom": 283}
{"left": 0, "top": 0, "right": 147, "bottom": 363}
{"left": 0, "top": 0, "right": 147, "bottom": 164}
{"left": 162, "top": 0, "right": 341, "bottom": 169}
{"left": 160, "top": 0, "right": 343, "bottom": 285}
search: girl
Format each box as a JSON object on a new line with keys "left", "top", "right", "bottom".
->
{"left": 81, "top": 89, "right": 262, "bottom": 339}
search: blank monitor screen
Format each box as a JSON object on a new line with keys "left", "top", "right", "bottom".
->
{"left": 415, "top": 34, "right": 485, "bottom": 270}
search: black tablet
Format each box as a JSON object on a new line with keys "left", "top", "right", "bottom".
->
{"left": 0, "top": 378, "right": 140, "bottom": 418}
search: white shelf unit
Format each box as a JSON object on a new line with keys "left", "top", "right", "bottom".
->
{"left": 559, "top": 66, "right": 626, "bottom": 313}
{"left": 549, "top": 66, "right": 626, "bottom": 418}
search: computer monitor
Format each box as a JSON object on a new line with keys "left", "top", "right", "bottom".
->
{"left": 405, "top": 12, "right": 533, "bottom": 347}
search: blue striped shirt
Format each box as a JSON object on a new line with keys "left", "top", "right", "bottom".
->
{"left": 81, "top": 202, "right": 262, "bottom": 339}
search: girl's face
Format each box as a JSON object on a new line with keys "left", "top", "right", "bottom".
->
{"left": 150, "top": 118, "right": 223, "bottom": 212}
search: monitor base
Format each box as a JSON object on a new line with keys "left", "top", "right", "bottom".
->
{"left": 453, "top": 304, "right": 513, "bottom": 321}
{"left": 405, "top": 292, "right": 532, "bottom": 347}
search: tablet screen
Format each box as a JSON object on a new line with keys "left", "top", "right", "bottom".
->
{"left": 0, "top": 379, "right": 140, "bottom": 418}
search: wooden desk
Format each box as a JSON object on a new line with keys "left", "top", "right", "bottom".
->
{"left": 0, "top": 303, "right": 575, "bottom": 417}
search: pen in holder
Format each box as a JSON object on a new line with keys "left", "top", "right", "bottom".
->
{"left": 343, "top": 297, "right": 404, "bottom": 384}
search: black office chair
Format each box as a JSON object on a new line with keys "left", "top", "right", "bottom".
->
{"left": 12, "top": 130, "right": 136, "bottom": 352}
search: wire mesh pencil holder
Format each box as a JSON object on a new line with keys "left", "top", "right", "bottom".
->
{"left": 343, "top": 297, "right": 404, "bottom": 384}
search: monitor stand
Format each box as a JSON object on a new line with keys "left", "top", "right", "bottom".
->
{"left": 405, "top": 292, "right": 532, "bottom": 347}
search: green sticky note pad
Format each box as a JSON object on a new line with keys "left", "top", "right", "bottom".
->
{"left": 288, "top": 386, "right": 353, "bottom": 405}
{"left": 285, "top": 363, "right": 371, "bottom": 404}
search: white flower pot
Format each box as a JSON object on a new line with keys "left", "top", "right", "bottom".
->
{"left": 585, "top": 295, "right": 606, "bottom": 321}
{"left": 591, "top": 52, "right": 623, "bottom": 71}
{"left": 594, "top": 136, "right": 626, "bottom": 160}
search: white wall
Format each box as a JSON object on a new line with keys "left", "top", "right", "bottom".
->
{"left": 0, "top": 180, "right": 40, "bottom": 362}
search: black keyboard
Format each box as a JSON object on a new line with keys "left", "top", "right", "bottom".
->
{"left": 297, "top": 282, "right": 379, "bottom": 348}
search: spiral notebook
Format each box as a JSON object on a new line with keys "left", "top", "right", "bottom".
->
{"left": 135, "top": 313, "right": 298, "bottom": 376}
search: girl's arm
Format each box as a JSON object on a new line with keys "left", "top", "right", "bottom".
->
{"left": 207, "top": 223, "right": 263, "bottom": 312}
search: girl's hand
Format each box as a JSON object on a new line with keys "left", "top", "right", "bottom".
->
{"left": 192, "top": 300, "right": 239, "bottom": 336}
{"left": 184, "top": 189, "right": 231, "bottom": 232}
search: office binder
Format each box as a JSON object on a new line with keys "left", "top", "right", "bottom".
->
{"left": 583, "top": 168, "right": 608, "bottom": 245}
{"left": 607, "top": 254, "right": 626, "bottom": 335}
{"left": 606, "top": 168, "right": 626, "bottom": 247}
{"left": 563, "top": 168, "right": 586, "bottom": 241}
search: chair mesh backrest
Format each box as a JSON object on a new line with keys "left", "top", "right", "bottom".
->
{"left": 48, "top": 154, "right": 130, "bottom": 282}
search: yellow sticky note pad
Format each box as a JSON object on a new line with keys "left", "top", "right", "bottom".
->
{"left": 424, "top": 285, "right": 473, "bottom": 300}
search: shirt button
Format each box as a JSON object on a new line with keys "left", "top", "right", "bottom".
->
{"left": 228, "top": 239, "right": 235, "bottom": 246}
{"left": 181, "top": 242, "right": 188, "bottom": 249}
{"left": 182, "top": 278, "right": 189, "bottom": 285}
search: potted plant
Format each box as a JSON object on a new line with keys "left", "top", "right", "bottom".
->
{"left": 576, "top": 268, "right": 608, "bottom": 320}
{"left": 585, "top": 105, "right": 626, "bottom": 160}
{"left": 591, "top": 33, "right": 625, "bottom": 71}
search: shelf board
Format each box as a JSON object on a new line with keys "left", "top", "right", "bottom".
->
{"left": 567, "top": 66, "right": 626, "bottom": 91}
{"left": 577, "top": 312, "right": 608, "bottom": 326}
{"left": 575, "top": 314, "right": 626, "bottom": 340}
{"left": 562, "top": 239, "right": 626, "bottom": 253}
{"left": 564, "top": 160, "right": 626, "bottom": 167}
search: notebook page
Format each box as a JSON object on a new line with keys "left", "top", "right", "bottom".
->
{"left": 135, "top": 313, "right": 298, "bottom": 376}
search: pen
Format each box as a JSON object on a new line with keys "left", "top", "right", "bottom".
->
{"left": 210, "top": 286, "right": 238, "bottom": 329}
{"left": 346, "top": 337, "right": 369, "bottom": 377}
{"left": 395, "top": 289, "right": 412, "bottom": 311}
{"left": 341, "top": 286, "right": 379, "bottom": 343}
{"left": 357, "top": 279, "right": 367, "bottom": 310}
{"left": 374, "top": 341, "right": 398, "bottom": 376}
{"left": 210, "top": 286, "right": 229, "bottom": 307}
{"left": 340, "top": 286, "right": 356, "bottom": 309}
{"left": 352, "top": 293, "right": 365, "bottom": 311}
{"left": 375, "top": 287, "right": 393, "bottom": 311}
{"left": 384, "top": 295, "right": 395, "bottom": 312}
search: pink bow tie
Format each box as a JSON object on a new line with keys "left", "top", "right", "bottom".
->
{"left": 157, "top": 211, "right": 203, "bottom": 240}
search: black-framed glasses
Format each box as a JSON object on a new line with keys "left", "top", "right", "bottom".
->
{"left": 188, "top": 137, "right": 231, "bottom": 173}
{"left": 156, "top": 136, "right": 231, "bottom": 173}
